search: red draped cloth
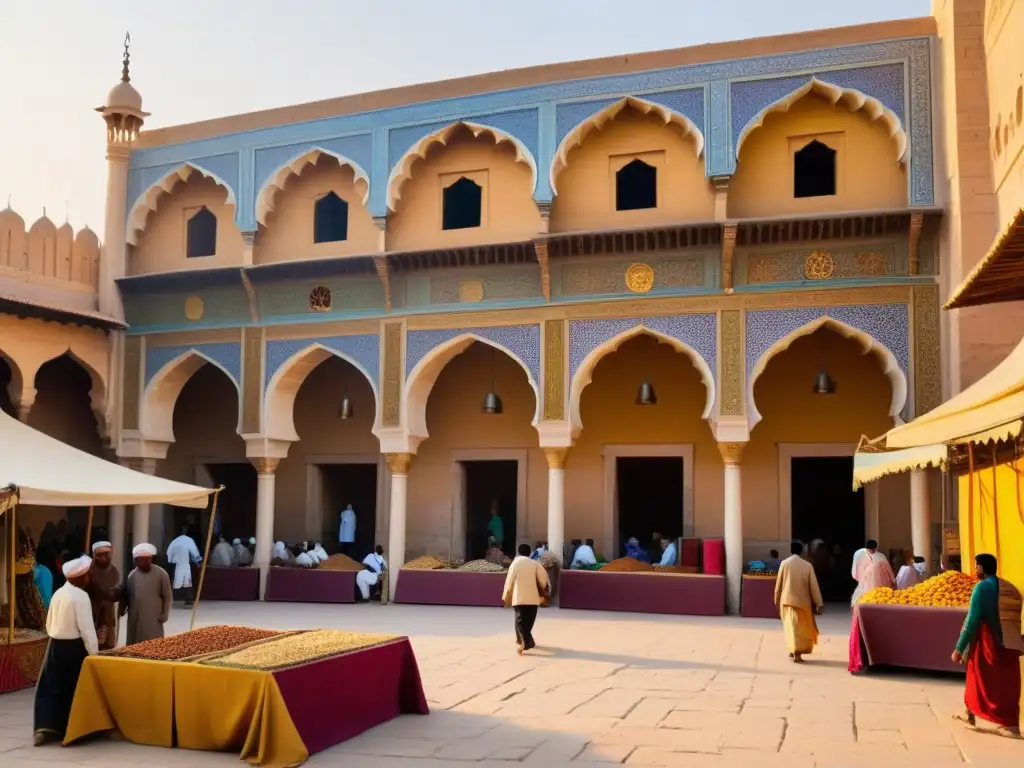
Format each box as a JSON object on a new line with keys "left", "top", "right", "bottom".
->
{"left": 965, "top": 622, "right": 1022, "bottom": 728}
{"left": 848, "top": 610, "right": 866, "bottom": 673}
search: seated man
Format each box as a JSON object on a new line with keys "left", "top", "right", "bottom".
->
{"left": 571, "top": 539, "right": 597, "bottom": 568}
{"left": 293, "top": 544, "right": 316, "bottom": 568}
{"left": 530, "top": 541, "right": 546, "bottom": 561}
{"left": 657, "top": 537, "right": 678, "bottom": 567}
{"left": 897, "top": 555, "right": 928, "bottom": 590}
{"left": 625, "top": 537, "right": 649, "bottom": 563}
{"left": 764, "top": 549, "right": 782, "bottom": 571}
{"left": 356, "top": 545, "right": 387, "bottom": 601}
{"left": 232, "top": 538, "right": 253, "bottom": 566}
{"left": 210, "top": 536, "right": 235, "bottom": 567}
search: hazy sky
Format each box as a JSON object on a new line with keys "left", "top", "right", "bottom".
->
{"left": 1, "top": 0, "right": 930, "bottom": 231}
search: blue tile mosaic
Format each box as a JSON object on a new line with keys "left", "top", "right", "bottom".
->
{"left": 568, "top": 315, "right": 717, "bottom": 383}
{"left": 744, "top": 304, "right": 909, "bottom": 378}
{"left": 406, "top": 325, "right": 541, "bottom": 384}
{"left": 253, "top": 134, "right": 374, "bottom": 197}
{"left": 264, "top": 335, "right": 381, "bottom": 389}
{"left": 127, "top": 154, "right": 241, "bottom": 221}
{"left": 643, "top": 88, "right": 706, "bottom": 137}
{"left": 555, "top": 99, "right": 621, "bottom": 147}
{"left": 145, "top": 343, "right": 242, "bottom": 388}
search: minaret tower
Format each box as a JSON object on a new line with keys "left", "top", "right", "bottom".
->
{"left": 96, "top": 32, "right": 149, "bottom": 319}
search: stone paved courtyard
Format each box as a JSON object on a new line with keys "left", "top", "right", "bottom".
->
{"left": 1, "top": 602, "right": 1021, "bottom": 766}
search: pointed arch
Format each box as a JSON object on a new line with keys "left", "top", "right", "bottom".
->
{"left": 387, "top": 121, "right": 538, "bottom": 212}
{"left": 736, "top": 78, "right": 907, "bottom": 163}
{"left": 126, "top": 163, "right": 238, "bottom": 246}
{"left": 747, "top": 316, "right": 907, "bottom": 429}
{"left": 551, "top": 97, "right": 705, "bottom": 196}
{"left": 569, "top": 326, "right": 715, "bottom": 434}
{"left": 255, "top": 148, "right": 371, "bottom": 227}
{"left": 403, "top": 334, "right": 540, "bottom": 440}
{"left": 140, "top": 349, "right": 241, "bottom": 443}
{"left": 58, "top": 347, "right": 109, "bottom": 441}
{"left": 263, "top": 342, "right": 379, "bottom": 442}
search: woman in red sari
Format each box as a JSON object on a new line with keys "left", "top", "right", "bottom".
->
{"left": 952, "top": 553, "right": 1022, "bottom": 738}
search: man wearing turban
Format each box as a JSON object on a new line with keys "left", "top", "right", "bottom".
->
{"left": 86, "top": 541, "right": 121, "bottom": 650}
{"left": 121, "top": 543, "right": 171, "bottom": 646}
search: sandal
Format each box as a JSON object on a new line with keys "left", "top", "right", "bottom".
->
{"left": 952, "top": 712, "right": 976, "bottom": 728}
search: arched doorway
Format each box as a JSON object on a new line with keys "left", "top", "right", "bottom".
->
{"left": 408, "top": 340, "right": 538, "bottom": 562}
{"left": 747, "top": 326, "right": 905, "bottom": 600}
{"left": 0, "top": 355, "right": 16, "bottom": 417}
{"left": 569, "top": 334, "right": 716, "bottom": 559}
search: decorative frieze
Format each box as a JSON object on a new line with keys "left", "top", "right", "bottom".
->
{"left": 543, "top": 320, "right": 566, "bottom": 421}
{"left": 719, "top": 310, "right": 743, "bottom": 417}
{"left": 241, "top": 328, "right": 263, "bottom": 434}
{"left": 381, "top": 322, "right": 403, "bottom": 428}
{"left": 743, "top": 245, "right": 896, "bottom": 284}
{"left": 122, "top": 336, "right": 142, "bottom": 431}
{"left": 912, "top": 284, "right": 942, "bottom": 417}
{"left": 560, "top": 256, "right": 706, "bottom": 296}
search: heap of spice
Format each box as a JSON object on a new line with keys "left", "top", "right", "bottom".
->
{"left": 404, "top": 555, "right": 444, "bottom": 570}
{"left": 457, "top": 559, "right": 506, "bottom": 573}
{"left": 318, "top": 554, "right": 364, "bottom": 572}
{"left": 202, "top": 630, "right": 396, "bottom": 670}
{"left": 599, "top": 557, "right": 654, "bottom": 573}
{"left": 105, "top": 626, "right": 284, "bottom": 661}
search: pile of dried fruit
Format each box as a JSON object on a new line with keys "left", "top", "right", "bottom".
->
{"left": 404, "top": 555, "right": 444, "bottom": 570}
{"left": 438, "top": 558, "right": 465, "bottom": 570}
{"left": 457, "top": 559, "right": 506, "bottom": 573}
{"left": 202, "top": 630, "right": 396, "bottom": 670}
{"left": 105, "top": 626, "right": 283, "bottom": 661}
{"left": 860, "top": 570, "right": 976, "bottom": 607}
{"left": 600, "top": 557, "right": 654, "bottom": 573}
{"left": 318, "top": 554, "right": 364, "bottom": 572}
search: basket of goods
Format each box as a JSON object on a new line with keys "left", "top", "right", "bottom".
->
{"left": 859, "top": 570, "right": 976, "bottom": 607}
{"left": 104, "top": 626, "right": 287, "bottom": 661}
{"left": 318, "top": 554, "right": 364, "bottom": 572}
{"left": 599, "top": 557, "right": 654, "bottom": 573}
{"left": 456, "top": 559, "right": 506, "bottom": 573}
{"left": 201, "top": 630, "right": 397, "bottom": 671}
{"left": 403, "top": 556, "right": 445, "bottom": 570}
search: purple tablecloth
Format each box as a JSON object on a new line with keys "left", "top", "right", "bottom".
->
{"left": 194, "top": 565, "right": 260, "bottom": 601}
{"left": 855, "top": 603, "right": 966, "bottom": 674}
{"left": 264, "top": 568, "right": 356, "bottom": 603}
{"left": 741, "top": 575, "right": 779, "bottom": 619}
{"left": 559, "top": 571, "right": 725, "bottom": 615}
{"left": 393, "top": 569, "right": 506, "bottom": 607}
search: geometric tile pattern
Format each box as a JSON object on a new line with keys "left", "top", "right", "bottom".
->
{"left": 144, "top": 342, "right": 242, "bottom": 389}
{"left": 406, "top": 325, "right": 542, "bottom": 384}
{"left": 264, "top": 335, "right": 381, "bottom": 388}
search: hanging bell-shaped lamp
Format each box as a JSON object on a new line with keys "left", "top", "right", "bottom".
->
{"left": 812, "top": 369, "right": 836, "bottom": 395}
{"left": 481, "top": 346, "right": 503, "bottom": 414}
{"left": 337, "top": 376, "right": 353, "bottom": 419}
{"left": 636, "top": 380, "right": 658, "bottom": 406}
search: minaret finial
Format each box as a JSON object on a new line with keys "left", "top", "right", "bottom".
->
{"left": 122, "top": 31, "right": 131, "bottom": 83}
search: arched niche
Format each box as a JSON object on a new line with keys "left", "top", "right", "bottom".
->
{"left": 255, "top": 147, "right": 370, "bottom": 227}
{"left": 747, "top": 316, "right": 907, "bottom": 430}
{"left": 569, "top": 326, "right": 715, "bottom": 435}
{"left": 127, "top": 163, "right": 238, "bottom": 246}
{"left": 0, "top": 350, "right": 24, "bottom": 414}
{"left": 404, "top": 334, "right": 540, "bottom": 441}
{"left": 264, "top": 343, "right": 380, "bottom": 442}
{"left": 140, "top": 349, "right": 241, "bottom": 443}
{"left": 29, "top": 353, "right": 106, "bottom": 453}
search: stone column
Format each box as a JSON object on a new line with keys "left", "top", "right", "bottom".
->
{"left": 130, "top": 458, "right": 157, "bottom": 550}
{"left": 544, "top": 447, "right": 569, "bottom": 560}
{"left": 251, "top": 457, "right": 279, "bottom": 600}
{"left": 100, "top": 145, "right": 130, "bottom": 320}
{"left": 910, "top": 469, "right": 933, "bottom": 570}
{"left": 108, "top": 504, "right": 127, "bottom": 574}
{"left": 385, "top": 453, "right": 413, "bottom": 598}
{"left": 718, "top": 442, "right": 746, "bottom": 615}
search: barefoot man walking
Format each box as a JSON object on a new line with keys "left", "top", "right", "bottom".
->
{"left": 775, "top": 540, "right": 824, "bottom": 663}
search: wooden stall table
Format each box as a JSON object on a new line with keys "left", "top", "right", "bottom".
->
{"left": 394, "top": 569, "right": 506, "bottom": 607}
{"left": 852, "top": 603, "right": 967, "bottom": 674}
{"left": 0, "top": 628, "right": 48, "bottom": 694}
{"left": 559, "top": 570, "right": 726, "bottom": 615}
{"left": 264, "top": 567, "right": 356, "bottom": 603}
{"left": 193, "top": 564, "right": 260, "bottom": 601}
{"left": 740, "top": 575, "right": 779, "bottom": 619}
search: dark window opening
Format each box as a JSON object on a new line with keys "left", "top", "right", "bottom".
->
{"left": 616, "top": 457, "right": 683, "bottom": 558}
{"left": 615, "top": 159, "right": 658, "bottom": 211}
{"left": 464, "top": 460, "right": 518, "bottom": 559}
{"left": 793, "top": 140, "right": 837, "bottom": 198}
{"left": 186, "top": 207, "right": 217, "bottom": 258}
{"left": 313, "top": 191, "right": 349, "bottom": 243}
{"left": 442, "top": 177, "right": 482, "bottom": 230}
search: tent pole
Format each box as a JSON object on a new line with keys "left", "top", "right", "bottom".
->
{"left": 8, "top": 503, "right": 16, "bottom": 646}
{"left": 189, "top": 488, "right": 222, "bottom": 632}
{"left": 84, "top": 506, "right": 94, "bottom": 553}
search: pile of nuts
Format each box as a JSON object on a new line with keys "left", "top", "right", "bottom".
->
{"left": 203, "top": 630, "right": 396, "bottom": 670}
{"left": 600, "top": 557, "right": 654, "bottom": 573}
{"left": 860, "top": 570, "right": 976, "bottom": 607}
{"left": 404, "top": 556, "right": 444, "bottom": 570}
{"left": 652, "top": 565, "right": 695, "bottom": 574}
{"left": 318, "top": 554, "right": 364, "bottom": 572}
{"left": 105, "top": 626, "right": 283, "bottom": 661}
{"left": 457, "top": 559, "right": 506, "bottom": 573}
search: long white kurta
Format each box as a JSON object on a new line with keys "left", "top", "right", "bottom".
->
{"left": 166, "top": 535, "right": 202, "bottom": 590}
{"left": 339, "top": 508, "right": 357, "bottom": 543}
{"left": 356, "top": 553, "right": 387, "bottom": 599}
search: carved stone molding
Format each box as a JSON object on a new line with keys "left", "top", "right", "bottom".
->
{"left": 721, "top": 224, "right": 737, "bottom": 291}
{"left": 122, "top": 336, "right": 142, "bottom": 432}
{"left": 717, "top": 441, "right": 746, "bottom": 465}
{"left": 373, "top": 256, "right": 392, "bottom": 311}
{"left": 542, "top": 319, "right": 565, "bottom": 421}
{"left": 241, "top": 327, "right": 263, "bottom": 435}
{"left": 385, "top": 452, "right": 413, "bottom": 475}
{"left": 908, "top": 212, "right": 924, "bottom": 276}
{"left": 912, "top": 284, "right": 941, "bottom": 416}
{"left": 534, "top": 240, "right": 551, "bottom": 302}
{"left": 544, "top": 447, "right": 570, "bottom": 469}
{"left": 381, "top": 322, "right": 403, "bottom": 428}
{"left": 719, "top": 310, "right": 743, "bottom": 417}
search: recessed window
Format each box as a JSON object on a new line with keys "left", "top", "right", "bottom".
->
{"left": 615, "top": 158, "right": 658, "bottom": 211}
{"left": 793, "top": 140, "right": 837, "bottom": 198}
{"left": 313, "top": 192, "right": 349, "bottom": 243}
{"left": 442, "top": 177, "right": 482, "bottom": 230}
{"left": 186, "top": 207, "right": 217, "bottom": 258}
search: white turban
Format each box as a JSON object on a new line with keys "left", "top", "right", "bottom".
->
{"left": 92, "top": 541, "right": 112, "bottom": 553}
{"left": 249, "top": 537, "right": 256, "bottom": 545}
{"left": 62, "top": 556, "right": 92, "bottom": 579}
{"left": 132, "top": 543, "right": 158, "bottom": 559}
{"left": 232, "top": 538, "right": 241, "bottom": 545}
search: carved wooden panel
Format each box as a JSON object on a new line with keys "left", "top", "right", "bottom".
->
{"left": 913, "top": 284, "right": 942, "bottom": 417}
{"left": 719, "top": 309, "right": 743, "bottom": 416}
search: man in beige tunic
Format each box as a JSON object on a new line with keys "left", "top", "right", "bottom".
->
{"left": 774, "top": 540, "right": 824, "bottom": 663}
{"left": 121, "top": 543, "right": 172, "bottom": 646}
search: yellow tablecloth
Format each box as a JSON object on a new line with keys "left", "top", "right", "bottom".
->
{"left": 64, "top": 655, "right": 308, "bottom": 767}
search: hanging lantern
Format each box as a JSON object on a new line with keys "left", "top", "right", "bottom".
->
{"left": 812, "top": 370, "right": 836, "bottom": 395}
{"left": 337, "top": 377, "right": 353, "bottom": 419}
{"left": 636, "top": 380, "right": 657, "bottom": 405}
{"left": 481, "top": 391, "right": 504, "bottom": 414}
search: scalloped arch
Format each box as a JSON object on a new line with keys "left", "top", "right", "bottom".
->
{"left": 736, "top": 78, "right": 908, "bottom": 163}
{"left": 747, "top": 317, "right": 907, "bottom": 431}
{"left": 386, "top": 121, "right": 538, "bottom": 213}
{"left": 550, "top": 96, "right": 705, "bottom": 196}
{"left": 140, "top": 348, "right": 241, "bottom": 443}
{"left": 126, "top": 163, "right": 238, "bottom": 246}
{"left": 255, "top": 148, "right": 371, "bottom": 227}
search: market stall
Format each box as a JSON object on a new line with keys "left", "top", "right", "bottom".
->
{"left": 62, "top": 625, "right": 428, "bottom": 766}
{"left": 193, "top": 564, "right": 261, "bottom": 601}
{"left": 853, "top": 603, "right": 966, "bottom": 674}
{"left": 740, "top": 574, "right": 779, "bottom": 619}
{"left": 264, "top": 567, "right": 356, "bottom": 603}
{"left": 559, "top": 568, "right": 725, "bottom": 616}
{"left": 394, "top": 568, "right": 506, "bottom": 607}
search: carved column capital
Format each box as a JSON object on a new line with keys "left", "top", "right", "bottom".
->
{"left": 544, "top": 447, "right": 570, "bottom": 470}
{"left": 385, "top": 452, "right": 413, "bottom": 475}
{"left": 717, "top": 441, "right": 746, "bottom": 465}
{"left": 250, "top": 457, "right": 279, "bottom": 475}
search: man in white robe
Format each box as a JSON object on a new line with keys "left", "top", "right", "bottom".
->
{"left": 339, "top": 504, "right": 357, "bottom": 557}
{"left": 896, "top": 555, "right": 928, "bottom": 590}
{"left": 356, "top": 545, "right": 387, "bottom": 601}
{"left": 210, "top": 536, "right": 235, "bottom": 567}
{"left": 571, "top": 539, "right": 597, "bottom": 568}
{"left": 851, "top": 540, "right": 887, "bottom": 585}
{"left": 294, "top": 544, "right": 316, "bottom": 568}
{"left": 657, "top": 537, "right": 678, "bottom": 567}
{"left": 166, "top": 529, "right": 202, "bottom": 603}
{"left": 232, "top": 538, "right": 253, "bottom": 566}
{"left": 311, "top": 542, "right": 329, "bottom": 563}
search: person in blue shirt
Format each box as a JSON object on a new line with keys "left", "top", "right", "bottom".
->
{"left": 624, "top": 537, "right": 649, "bottom": 563}
{"left": 33, "top": 562, "right": 53, "bottom": 610}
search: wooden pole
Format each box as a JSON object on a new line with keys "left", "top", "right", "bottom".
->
{"left": 8, "top": 503, "right": 16, "bottom": 646}
{"left": 189, "top": 487, "right": 222, "bottom": 631}
{"left": 84, "top": 505, "right": 95, "bottom": 554}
